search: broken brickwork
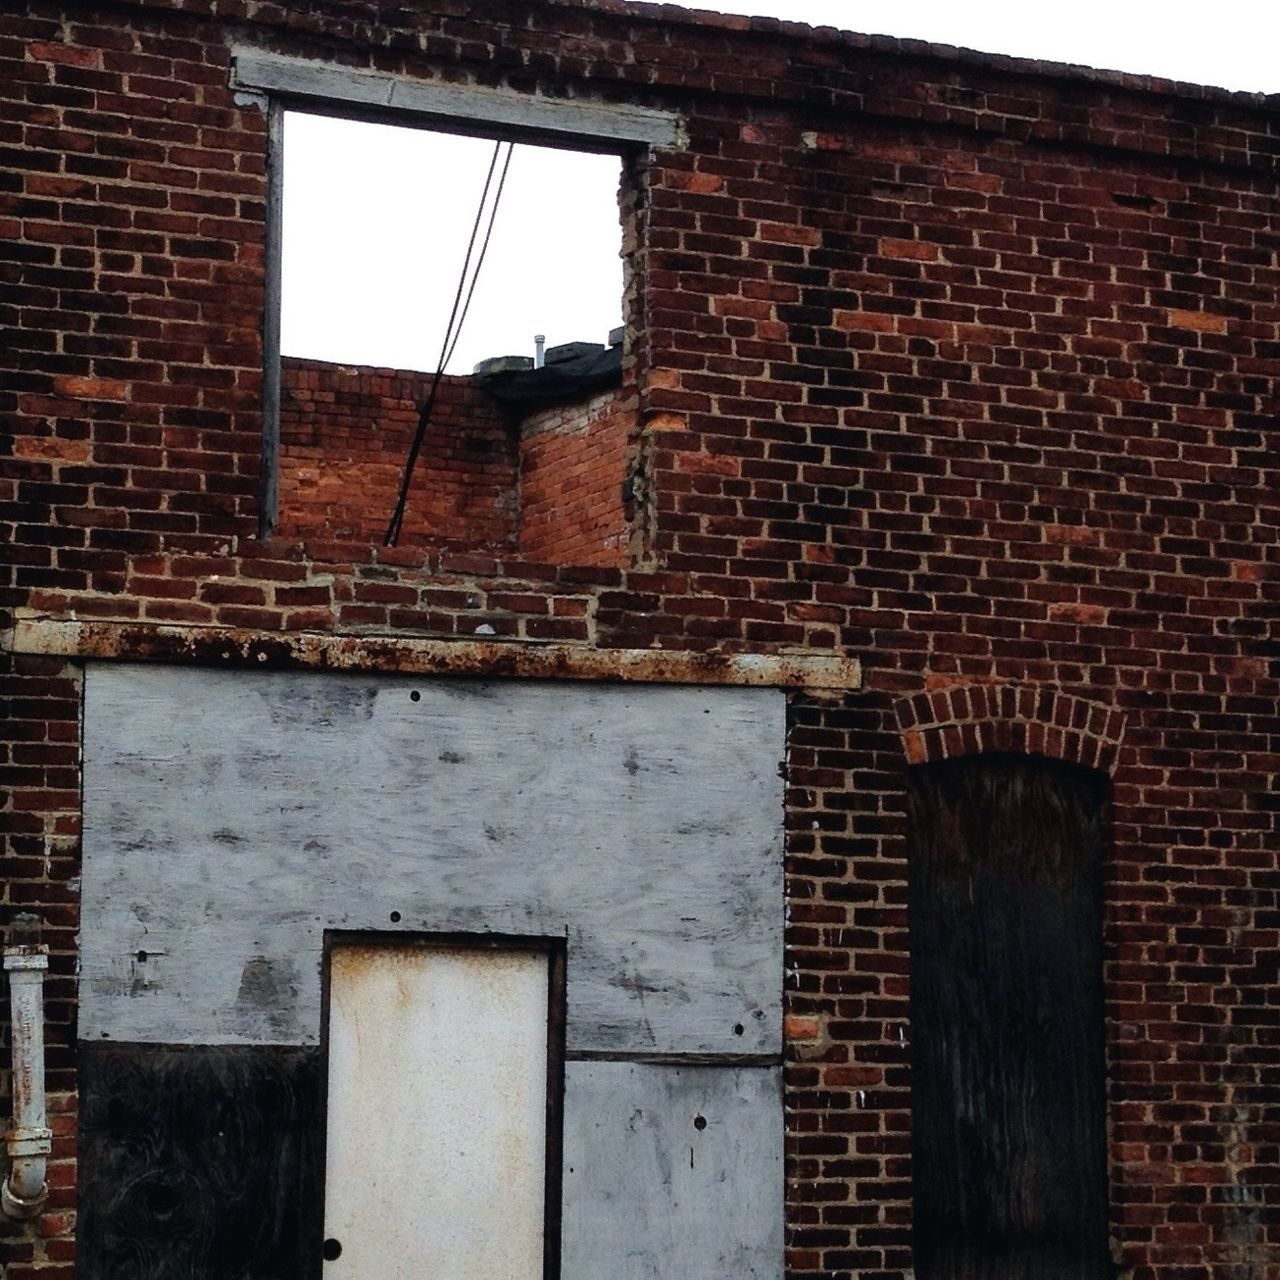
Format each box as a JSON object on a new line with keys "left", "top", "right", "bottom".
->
{"left": 275, "top": 356, "right": 632, "bottom": 565}
{"left": 277, "top": 357, "right": 520, "bottom": 549}
{"left": 518, "top": 385, "right": 632, "bottom": 567}
{"left": 2, "top": 2, "right": 1278, "bottom": 1277}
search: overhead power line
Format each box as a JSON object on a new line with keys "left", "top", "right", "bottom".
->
{"left": 384, "top": 139, "right": 515, "bottom": 547}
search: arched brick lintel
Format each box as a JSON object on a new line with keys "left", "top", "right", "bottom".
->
{"left": 892, "top": 684, "right": 1127, "bottom": 774}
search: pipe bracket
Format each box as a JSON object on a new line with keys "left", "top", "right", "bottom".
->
{"left": 5, "top": 1129, "right": 52, "bottom": 1158}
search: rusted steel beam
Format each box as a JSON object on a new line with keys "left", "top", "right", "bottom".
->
{"left": 3, "top": 613, "right": 861, "bottom": 690}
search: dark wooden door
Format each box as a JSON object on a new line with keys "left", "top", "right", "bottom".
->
{"left": 907, "top": 753, "right": 1110, "bottom": 1280}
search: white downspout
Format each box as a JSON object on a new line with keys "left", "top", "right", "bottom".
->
{"left": 3, "top": 917, "right": 50, "bottom": 1221}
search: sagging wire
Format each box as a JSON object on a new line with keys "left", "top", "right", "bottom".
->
{"left": 384, "top": 139, "right": 515, "bottom": 546}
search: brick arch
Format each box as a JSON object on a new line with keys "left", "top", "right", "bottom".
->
{"left": 892, "top": 684, "right": 1127, "bottom": 773}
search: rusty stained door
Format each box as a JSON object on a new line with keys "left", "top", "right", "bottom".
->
{"left": 323, "top": 941, "right": 556, "bottom": 1278}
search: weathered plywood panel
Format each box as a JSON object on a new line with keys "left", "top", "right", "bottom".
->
{"left": 324, "top": 944, "right": 549, "bottom": 1279}
{"left": 78, "top": 1043, "right": 323, "bottom": 1279}
{"left": 907, "top": 754, "right": 1110, "bottom": 1280}
{"left": 561, "top": 1062, "right": 783, "bottom": 1280}
{"left": 81, "top": 666, "right": 784, "bottom": 1053}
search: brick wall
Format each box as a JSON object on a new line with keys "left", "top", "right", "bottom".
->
{"left": 277, "top": 357, "right": 519, "bottom": 550}
{"left": 2, "top": 2, "right": 1277, "bottom": 1277}
{"left": 519, "top": 385, "right": 632, "bottom": 568}
{"left": 277, "top": 357, "right": 632, "bottom": 566}
{"left": 0, "top": 659, "right": 81, "bottom": 1276}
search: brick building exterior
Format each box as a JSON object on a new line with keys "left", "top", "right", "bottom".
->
{"left": 2, "top": 2, "right": 1278, "bottom": 1278}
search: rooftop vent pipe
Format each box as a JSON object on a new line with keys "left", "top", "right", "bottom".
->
{"left": 3, "top": 915, "right": 49, "bottom": 1221}
{"left": 534, "top": 334, "right": 546, "bottom": 369}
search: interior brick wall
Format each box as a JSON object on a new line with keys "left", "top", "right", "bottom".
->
{"left": 2, "top": 2, "right": 1277, "bottom": 1278}
{"left": 276, "top": 357, "right": 631, "bottom": 566}
{"left": 276, "top": 357, "right": 519, "bottom": 551}
{"left": 518, "top": 385, "right": 632, "bottom": 568}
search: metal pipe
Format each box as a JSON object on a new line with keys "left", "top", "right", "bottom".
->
{"left": 534, "top": 334, "right": 546, "bottom": 369}
{"left": 3, "top": 917, "right": 50, "bottom": 1221}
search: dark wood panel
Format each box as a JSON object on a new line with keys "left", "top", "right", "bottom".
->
{"left": 907, "top": 753, "right": 1110, "bottom": 1280}
{"left": 78, "top": 1043, "right": 323, "bottom": 1280}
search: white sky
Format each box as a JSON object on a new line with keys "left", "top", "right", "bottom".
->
{"left": 281, "top": 114, "right": 624, "bottom": 375}
{"left": 281, "top": 1, "right": 1280, "bottom": 376}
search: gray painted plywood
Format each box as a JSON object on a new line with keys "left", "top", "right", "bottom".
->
{"left": 562, "top": 1063, "right": 783, "bottom": 1280}
{"left": 81, "top": 666, "right": 784, "bottom": 1054}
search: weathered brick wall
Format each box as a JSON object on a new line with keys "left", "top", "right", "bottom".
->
{"left": 645, "top": 97, "right": 1279, "bottom": 1279}
{"left": 277, "top": 357, "right": 519, "bottom": 550}
{"left": 276, "top": 358, "right": 632, "bottom": 565}
{"left": 2, "top": 1, "right": 1278, "bottom": 1277}
{"left": 0, "top": 659, "right": 81, "bottom": 1275}
{"left": 519, "top": 386, "right": 633, "bottom": 568}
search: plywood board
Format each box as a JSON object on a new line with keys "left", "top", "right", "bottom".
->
{"left": 81, "top": 666, "right": 784, "bottom": 1054}
{"left": 77, "top": 1043, "right": 323, "bottom": 1278}
{"left": 561, "top": 1062, "right": 783, "bottom": 1280}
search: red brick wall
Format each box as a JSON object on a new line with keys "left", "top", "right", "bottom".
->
{"left": 277, "top": 357, "right": 518, "bottom": 551}
{"left": 519, "top": 386, "right": 632, "bottom": 568}
{"left": 276, "top": 358, "right": 632, "bottom": 566}
{"left": 2, "top": 2, "right": 1278, "bottom": 1277}
{"left": 0, "top": 657, "right": 81, "bottom": 1275}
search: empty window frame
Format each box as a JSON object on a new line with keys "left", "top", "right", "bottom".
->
{"left": 232, "top": 51, "right": 681, "bottom": 552}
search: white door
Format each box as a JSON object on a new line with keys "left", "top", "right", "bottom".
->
{"left": 323, "top": 942, "right": 550, "bottom": 1278}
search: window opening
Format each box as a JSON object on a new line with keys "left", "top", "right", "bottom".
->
{"left": 268, "top": 108, "right": 638, "bottom": 566}
{"left": 383, "top": 136, "right": 514, "bottom": 546}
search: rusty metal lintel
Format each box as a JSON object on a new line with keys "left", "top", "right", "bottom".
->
{"left": 2, "top": 614, "right": 861, "bottom": 691}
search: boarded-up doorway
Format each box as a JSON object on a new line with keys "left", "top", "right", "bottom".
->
{"left": 907, "top": 753, "right": 1110, "bottom": 1280}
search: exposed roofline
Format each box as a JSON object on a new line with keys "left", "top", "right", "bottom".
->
{"left": 546, "top": 0, "right": 1280, "bottom": 109}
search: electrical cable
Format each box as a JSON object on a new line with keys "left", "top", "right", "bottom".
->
{"left": 384, "top": 139, "right": 515, "bottom": 546}
{"left": 444, "top": 144, "right": 514, "bottom": 372}
{"left": 384, "top": 140, "right": 505, "bottom": 546}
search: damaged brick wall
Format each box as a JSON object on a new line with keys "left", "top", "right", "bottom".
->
{"left": 277, "top": 357, "right": 519, "bottom": 550}
{"left": 0, "top": 659, "right": 81, "bottom": 1275}
{"left": 2, "top": 1, "right": 1278, "bottom": 1278}
{"left": 276, "top": 358, "right": 631, "bottom": 565}
{"left": 518, "top": 385, "right": 633, "bottom": 568}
